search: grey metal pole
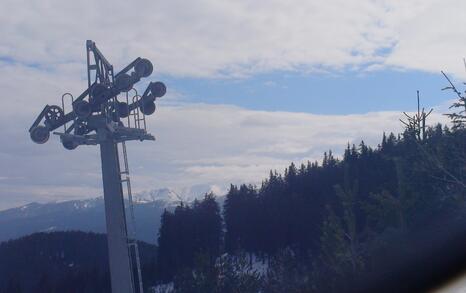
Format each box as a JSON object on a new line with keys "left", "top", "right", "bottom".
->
{"left": 99, "top": 129, "right": 135, "bottom": 293}
{"left": 29, "top": 41, "right": 165, "bottom": 293}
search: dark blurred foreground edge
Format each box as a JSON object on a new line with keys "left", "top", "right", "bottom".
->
{"left": 351, "top": 213, "right": 466, "bottom": 293}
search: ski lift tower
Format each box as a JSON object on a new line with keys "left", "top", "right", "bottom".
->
{"left": 29, "top": 40, "right": 166, "bottom": 293}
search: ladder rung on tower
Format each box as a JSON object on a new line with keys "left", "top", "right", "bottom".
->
{"left": 119, "top": 141, "right": 144, "bottom": 293}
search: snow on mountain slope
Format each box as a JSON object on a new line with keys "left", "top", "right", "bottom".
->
{"left": 133, "top": 188, "right": 183, "bottom": 203}
{"left": 0, "top": 185, "right": 225, "bottom": 244}
{"left": 134, "top": 184, "right": 227, "bottom": 204}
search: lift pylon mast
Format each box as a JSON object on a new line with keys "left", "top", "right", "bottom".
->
{"left": 29, "top": 40, "right": 166, "bottom": 293}
{"left": 100, "top": 134, "right": 134, "bottom": 293}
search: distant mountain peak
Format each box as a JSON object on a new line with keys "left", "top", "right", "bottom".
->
{"left": 133, "top": 184, "right": 226, "bottom": 204}
{"left": 133, "top": 188, "right": 183, "bottom": 204}
{"left": 0, "top": 184, "right": 226, "bottom": 244}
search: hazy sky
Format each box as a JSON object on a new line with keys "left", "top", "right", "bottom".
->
{"left": 0, "top": 0, "right": 464, "bottom": 209}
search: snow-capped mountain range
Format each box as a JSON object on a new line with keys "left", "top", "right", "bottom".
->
{"left": 133, "top": 188, "right": 184, "bottom": 203}
{"left": 0, "top": 185, "right": 225, "bottom": 244}
{"left": 133, "top": 184, "right": 226, "bottom": 203}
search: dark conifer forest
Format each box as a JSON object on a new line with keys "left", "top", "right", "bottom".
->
{"left": 0, "top": 232, "right": 157, "bottom": 293}
{"left": 1, "top": 111, "right": 466, "bottom": 292}
{"left": 156, "top": 123, "right": 466, "bottom": 292}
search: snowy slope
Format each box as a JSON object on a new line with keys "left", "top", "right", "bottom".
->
{"left": 0, "top": 185, "right": 225, "bottom": 244}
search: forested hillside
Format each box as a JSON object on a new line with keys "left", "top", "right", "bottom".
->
{"left": 156, "top": 124, "right": 466, "bottom": 292}
{"left": 0, "top": 232, "right": 157, "bottom": 293}
{"left": 2, "top": 105, "right": 465, "bottom": 292}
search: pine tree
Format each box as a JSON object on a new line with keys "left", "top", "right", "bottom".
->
{"left": 5, "top": 277, "right": 22, "bottom": 293}
{"left": 442, "top": 71, "right": 466, "bottom": 129}
{"left": 36, "top": 274, "right": 52, "bottom": 293}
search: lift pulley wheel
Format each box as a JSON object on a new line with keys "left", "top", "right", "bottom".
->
{"left": 140, "top": 100, "right": 156, "bottom": 115}
{"left": 30, "top": 126, "right": 50, "bottom": 144}
{"left": 115, "top": 73, "right": 133, "bottom": 92}
{"left": 117, "top": 102, "right": 130, "bottom": 118}
{"left": 62, "top": 139, "right": 78, "bottom": 150}
{"left": 135, "top": 59, "right": 153, "bottom": 78}
{"left": 73, "top": 100, "right": 92, "bottom": 119}
{"left": 74, "top": 120, "right": 89, "bottom": 136}
{"left": 90, "top": 84, "right": 109, "bottom": 106}
{"left": 150, "top": 81, "right": 166, "bottom": 98}
{"left": 44, "top": 105, "right": 64, "bottom": 123}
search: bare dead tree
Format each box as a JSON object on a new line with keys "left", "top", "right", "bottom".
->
{"left": 399, "top": 90, "right": 466, "bottom": 190}
{"left": 399, "top": 91, "right": 433, "bottom": 141}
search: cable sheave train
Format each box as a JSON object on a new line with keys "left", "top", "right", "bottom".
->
{"left": 29, "top": 40, "right": 166, "bottom": 149}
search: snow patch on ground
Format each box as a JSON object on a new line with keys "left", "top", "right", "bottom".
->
{"left": 149, "top": 282, "right": 174, "bottom": 293}
{"left": 250, "top": 254, "right": 269, "bottom": 277}
{"left": 41, "top": 226, "right": 57, "bottom": 232}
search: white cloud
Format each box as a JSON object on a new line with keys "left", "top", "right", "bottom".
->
{"left": 384, "top": 0, "right": 466, "bottom": 78}
{"left": 0, "top": 94, "right": 450, "bottom": 210}
{"left": 1, "top": 0, "right": 464, "bottom": 78}
{"left": 0, "top": 0, "right": 462, "bottom": 210}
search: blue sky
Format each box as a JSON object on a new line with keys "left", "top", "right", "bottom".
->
{"left": 162, "top": 69, "right": 453, "bottom": 114}
{"left": 0, "top": 0, "right": 465, "bottom": 209}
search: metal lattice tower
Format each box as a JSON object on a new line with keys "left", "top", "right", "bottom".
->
{"left": 29, "top": 40, "right": 166, "bottom": 293}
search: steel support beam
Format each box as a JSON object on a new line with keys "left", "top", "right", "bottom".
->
{"left": 99, "top": 129, "right": 134, "bottom": 293}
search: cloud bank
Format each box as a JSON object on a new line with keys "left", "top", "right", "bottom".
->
{"left": 0, "top": 97, "right": 449, "bottom": 210}
{"left": 1, "top": 0, "right": 466, "bottom": 77}
{"left": 0, "top": 0, "right": 461, "bottom": 209}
